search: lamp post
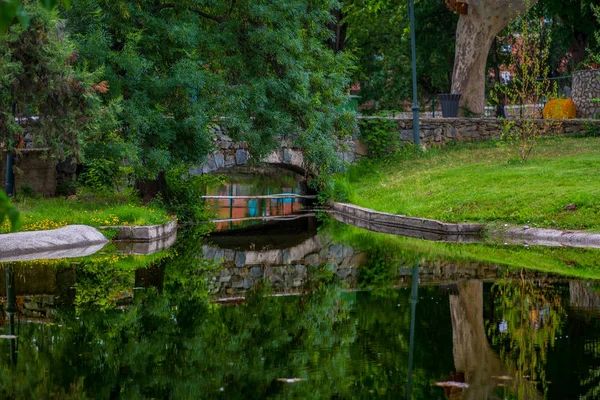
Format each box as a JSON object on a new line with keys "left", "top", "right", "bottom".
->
{"left": 408, "top": 0, "right": 420, "bottom": 147}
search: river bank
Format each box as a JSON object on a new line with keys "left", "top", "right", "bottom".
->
{"left": 0, "top": 195, "right": 173, "bottom": 235}
{"left": 331, "top": 135, "right": 600, "bottom": 232}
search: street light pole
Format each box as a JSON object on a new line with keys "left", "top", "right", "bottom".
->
{"left": 408, "top": 0, "right": 420, "bottom": 147}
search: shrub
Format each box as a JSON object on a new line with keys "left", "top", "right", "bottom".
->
{"left": 358, "top": 117, "right": 400, "bottom": 159}
{"left": 153, "top": 166, "right": 224, "bottom": 224}
{"left": 491, "top": 5, "right": 561, "bottom": 162}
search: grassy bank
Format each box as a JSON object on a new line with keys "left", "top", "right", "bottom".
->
{"left": 0, "top": 196, "right": 172, "bottom": 234}
{"left": 334, "top": 136, "right": 600, "bottom": 231}
{"left": 325, "top": 219, "right": 600, "bottom": 281}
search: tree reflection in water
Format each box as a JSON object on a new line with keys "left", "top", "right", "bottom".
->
{"left": 2, "top": 228, "right": 600, "bottom": 398}
{"left": 487, "top": 271, "right": 565, "bottom": 399}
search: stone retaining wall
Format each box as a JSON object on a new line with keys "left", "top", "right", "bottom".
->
{"left": 572, "top": 70, "right": 600, "bottom": 118}
{"left": 104, "top": 220, "right": 178, "bottom": 242}
{"left": 371, "top": 117, "right": 600, "bottom": 147}
{"left": 331, "top": 202, "right": 484, "bottom": 235}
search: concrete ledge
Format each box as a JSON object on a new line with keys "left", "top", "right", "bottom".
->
{"left": 113, "top": 230, "right": 178, "bottom": 255}
{"left": 329, "top": 212, "right": 483, "bottom": 243}
{"left": 0, "top": 225, "right": 109, "bottom": 262}
{"left": 330, "top": 203, "right": 484, "bottom": 236}
{"left": 492, "top": 226, "right": 600, "bottom": 249}
{"left": 103, "top": 220, "right": 178, "bottom": 242}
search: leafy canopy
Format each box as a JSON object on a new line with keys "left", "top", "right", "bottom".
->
{"left": 0, "top": 3, "right": 114, "bottom": 161}
{"left": 65, "top": 0, "right": 355, "bottom": 179}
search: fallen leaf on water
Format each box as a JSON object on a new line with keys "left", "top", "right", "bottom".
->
{"left": 491, "top": 375, "right": 513, "bottom": 380}
{"left": 435, "top": 381, "right": 469, "bottom": 389}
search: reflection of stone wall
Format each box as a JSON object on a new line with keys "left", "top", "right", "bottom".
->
{"left": 572, "top": 70, "right": 600, "bottom": 118}
{"left": 204, "top": 236, "right": 364, "bottom": 298}
{"left": 203, "top": 235, "right": 564, "bottom": 299}
{"left": 0, "top": 265, "right": 76, "bottom": 320}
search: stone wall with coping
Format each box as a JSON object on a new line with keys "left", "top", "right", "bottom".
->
{"left": 572, "top": 70, "right": 600, "bottom": 118}
{"left": 368, "top": 116, "right": 600, "bottom": 147}
{"left": 192, "top": 118, "right": 600, "bottom": 175}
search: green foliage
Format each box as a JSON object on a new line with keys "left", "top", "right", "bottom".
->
{"left": 65, "top": 0, "right": 354, "bottom": 179}
{"left": 318, "top": 175, "right": 356, "bottom": 204}
{"left": 584, "top": 122, "right": 600, "bottom": 137}
{"left": 535, "top": 0, "right": 600, "bottom": 71}
{"left": 78, "top": 158, "right": 119, "bottom": 192}
{"left": 343, "top": 0, "right": 457, "bottom": 109}
{"left": 0, "top": 3, "right": 116, "bottom": 163}
{"left": 592, "top": 4, "right": 600, "bottom": 67}
{"left": 488, "top": 275, "right": 565, "bottom": 398}
{"left": 0, "top": 0, "right": 71, "bottom": 33}
{"left": 0, "top": 189, "right": 20, "bottom": 232}
{"left": 358, "top": 117, "right": 400, "bottom": 159}
{"left": 157, "top": 166, "right": 224, "bottom": 224}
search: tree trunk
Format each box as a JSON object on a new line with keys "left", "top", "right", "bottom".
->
{"left": 451, "top": 0, "right": 538, "bottom": 116}
{"left": 570, "top": 31, "right": 589, "bottom": 68}
{"left": 135, "top": 172, "right": 167, "bottom": 204}
{"left": 328, "top": 7, "right": 346, "bottom": 53}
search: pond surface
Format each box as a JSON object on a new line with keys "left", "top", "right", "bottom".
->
{"left": 2, "top": 171, "right": 600, "bottom": 399}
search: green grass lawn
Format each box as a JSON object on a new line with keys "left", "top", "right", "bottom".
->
{"left": 0, "top": 196, "right": 173, "bottom": 234}
{"left": 336, "top": 136, "right": 600, "bottom": 231}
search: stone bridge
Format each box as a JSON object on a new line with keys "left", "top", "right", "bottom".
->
{"left": 190, "top": 132, "right": 361, "bottom": 176}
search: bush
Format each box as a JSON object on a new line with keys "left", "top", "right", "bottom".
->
{"left": 0, "top": 190, "right": 19, "bottom": 232}
{"left": 152, "top": 166, "right": 224, "bottom": 224}
{"left": 358, "top": 117, "right": 400, "bottom": 159}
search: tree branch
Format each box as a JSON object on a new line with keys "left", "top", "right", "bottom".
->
{"left": 156, "top": 1, "right": 238, "bottom": 23}
{"left": 156, "top": 3, "right": 226, "bottom": 23}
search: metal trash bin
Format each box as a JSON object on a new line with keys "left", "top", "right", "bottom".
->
{"left": 438, "top": 93, "right": 462, "bottom": 117}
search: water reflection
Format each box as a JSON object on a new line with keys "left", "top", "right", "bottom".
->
{"left": 1, "top": 223, "right": 600, "bottom": 398}
{"left": 205, "top": 168, "right": 311, "bottom": 231}
{"left": 4, "top": 265, "right": 17, "bottom": 366}
{"left": 406, "top": 263, "right": 419, "bottom": 400}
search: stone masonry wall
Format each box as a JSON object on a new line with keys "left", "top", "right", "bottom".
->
{"left": 192, "top": 117, "right": 600, "bottom": 174}
{"left": 573, "top": 70, "right": 600, "bottom": 118}
{"left": 383, "top": 117, "right": 600, "bottom": 147}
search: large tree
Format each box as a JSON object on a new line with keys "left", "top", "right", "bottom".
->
{"left": 451, "top": 0, "right": 538, "bottom": 115}
{"left": 538, "top": 0, "right": 599, "bottom": 69}
{"left": 64, "top": 0, "right": 354, "bottom": 180}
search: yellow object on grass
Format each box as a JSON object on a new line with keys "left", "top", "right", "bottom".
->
{"left": 543, "top": 98, "right": 577, "bottom": 120}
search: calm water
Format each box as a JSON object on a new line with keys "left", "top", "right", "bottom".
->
{"left": 2, "top": 172, "right": 600, "bottom": 399}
